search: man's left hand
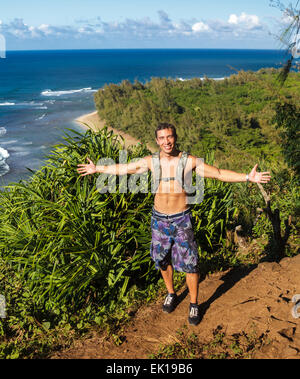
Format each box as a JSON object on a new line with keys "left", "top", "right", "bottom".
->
{"left": 248, "top": 164, "right": 271, "bottom": 183}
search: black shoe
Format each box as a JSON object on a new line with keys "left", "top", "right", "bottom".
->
{"left": 162, "top": 293, "right": 177, "bottom": 313}
{"left": 188, "top": 304, "right": 201, "bottom": 326}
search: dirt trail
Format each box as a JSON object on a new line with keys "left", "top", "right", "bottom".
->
{"left": 52, "top": 254, "right": 300, "bottom": 359}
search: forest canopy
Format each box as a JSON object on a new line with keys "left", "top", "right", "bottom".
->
{"left": 94, "top": 68, "right": 300, "bottom": 172}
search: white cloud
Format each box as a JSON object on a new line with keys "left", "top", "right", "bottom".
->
{"left": 192, "top": 22, "right": 210, "bottom": 33}
{"left": 1, "top": 10, "right": 269, "bottom": 45}
{"left": 38, "top": 24, "right": 52, "bottom": 35}
{"left": 228, "top": 14, "right": 238, "bottom": 25}
{"left": 228, "top": 12, "right": 260, "bottom": 29}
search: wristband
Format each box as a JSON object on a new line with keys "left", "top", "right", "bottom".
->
{"left": 246, "top": 174, "right": 249, "bottom": 182}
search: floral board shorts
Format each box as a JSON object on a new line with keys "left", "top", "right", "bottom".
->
{"left": 150, "top": 208, "right": 199, "bottom": 273}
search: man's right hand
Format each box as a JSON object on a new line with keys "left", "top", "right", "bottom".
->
{"left": 77, "top": 158, "right": 97, "bottom": 177}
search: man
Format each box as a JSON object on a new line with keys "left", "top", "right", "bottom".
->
{"left": 77, "top": 122, "right": 271, "bottom": 326}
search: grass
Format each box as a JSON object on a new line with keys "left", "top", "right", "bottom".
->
{"left": 149, "top": 324, "right": 271, "bottom": 359}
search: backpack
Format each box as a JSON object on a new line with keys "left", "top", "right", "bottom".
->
{"left": 151, "top": 151, "right": 193, "bottom": 193}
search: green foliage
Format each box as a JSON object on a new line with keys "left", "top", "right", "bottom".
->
{"left": 273, "top": 101, "right": 300, "bottom": 176}
{"left": 93, "top": 70, "right": 300, "bottom": 257}
{"left": 0, "top": 129, "right": 155, "bottom": 312}
{"left": 0, "top": 127, "right": 236, "bottom": 358}
{"left": 1, "top": 68, "right": 299, "bottom": 358}
{"left": 192, "top": 160, "right": 239, "bottom": 272}
{"left": 94, "top": 69, "right": 300, "bottom": 169}
{"left": 0, "top": 258, "right": 74, "bottom": 358}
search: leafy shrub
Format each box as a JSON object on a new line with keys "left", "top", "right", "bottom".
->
{"left": 0, "top": 128, "right": 237, "bottom": 357}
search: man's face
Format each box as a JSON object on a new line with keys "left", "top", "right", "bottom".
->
{"left": 156, "top": 128, "right": 176, "bottom": 154}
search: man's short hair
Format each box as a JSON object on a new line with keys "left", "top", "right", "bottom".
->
{"left": 155, "top": 123, "right": 177, "bottom": 140}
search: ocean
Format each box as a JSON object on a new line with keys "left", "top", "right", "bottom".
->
{"left": 0, "top": 48, "right": 288, "bottom": 186}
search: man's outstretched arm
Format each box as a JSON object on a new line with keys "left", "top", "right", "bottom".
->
{"left": 193, "top": 157, "right": 271, "bottom": 184}
{"left": 77, "top": 156, "right": 151, "bottom": 177}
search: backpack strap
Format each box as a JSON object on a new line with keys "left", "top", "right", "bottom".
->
{"left": 175, "top": 151, "right": 188, "bottom": 189}
{"left": 151, "top": 152, "right": 161, "bottom": 193}
{"left": 152, "top": 151, "right": 193, "bottom": 193}
{"left": 177, "top": 151, "right": 195, "bottom": 194}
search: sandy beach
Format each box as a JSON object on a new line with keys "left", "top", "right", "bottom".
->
{"left": 75, "top": 111, "right": 155, "bottom": 152}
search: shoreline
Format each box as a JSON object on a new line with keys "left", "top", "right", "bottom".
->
{"left": 75, "top": 111, "right": 155, "bottom": 152}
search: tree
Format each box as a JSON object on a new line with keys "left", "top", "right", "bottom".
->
{"left": 273, "top": 102, "right": 300, "bottom": 176}
{"left": 270, "top": 0, "right": 300, "bottom": 85}
{"left": 270, "top": 1, "right": 300, "bottom": 177}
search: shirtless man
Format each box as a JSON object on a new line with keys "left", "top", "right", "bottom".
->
{"left": 77, "top": 122, "right": 271, "bottom": 325}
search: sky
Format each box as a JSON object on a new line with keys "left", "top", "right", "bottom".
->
{"left": 0, "top": 0, "right": 295, "bottom": 50}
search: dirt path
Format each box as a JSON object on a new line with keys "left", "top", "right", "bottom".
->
{"left": 52, "top": 254, "right": 300, "bottom": 359}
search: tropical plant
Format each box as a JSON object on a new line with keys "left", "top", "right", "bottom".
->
{"left": 269, "top": 0, "right": 300, "bottom": 85}
{"left": 0, "top": 128, "right": 235, "bottom": 320}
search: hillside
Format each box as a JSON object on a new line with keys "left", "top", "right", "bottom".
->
{"left": 0, "top": 70, "right": 299, "bottom": 359}
{"left": 94, "top": 69, "right": 300, "bottom": 170}
{"left": 52, "top": 254, "right": 300, "bottom": 359}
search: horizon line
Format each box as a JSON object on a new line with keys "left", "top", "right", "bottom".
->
{"left": 5, "top": 47, "right": 286, "bottom": 52}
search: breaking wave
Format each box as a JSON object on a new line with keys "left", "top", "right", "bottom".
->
{"left": 41, "top": 87, "right": 97, "bottom": 96}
